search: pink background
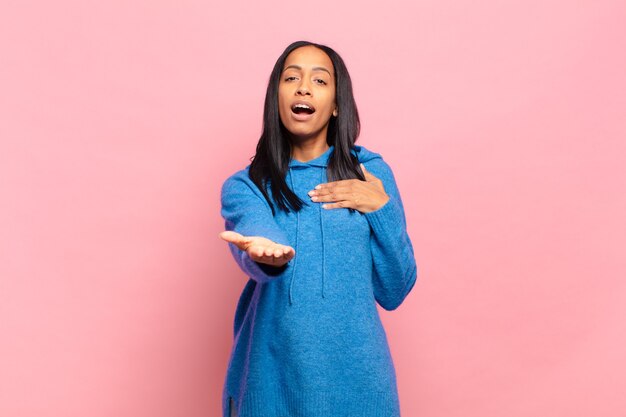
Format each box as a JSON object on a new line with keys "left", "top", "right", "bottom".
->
{"left": 1, "top": 1, "right": 625, "bottom": 416}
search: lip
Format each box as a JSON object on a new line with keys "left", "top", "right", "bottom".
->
{"left": 291, "top": 109, "right": 315, "bottom": 122}
{"left": 290, "top": 100, "right": 316, "bottom": 122}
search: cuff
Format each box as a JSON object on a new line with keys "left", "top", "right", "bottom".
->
{"left": 363, "top": 196, "right": 403, "bottom": 236}
{"left": 257, "top": 260, "right": 290, "bottom": 276}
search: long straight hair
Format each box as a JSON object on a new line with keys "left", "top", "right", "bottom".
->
{"left": 248, "top": 40, "right": 365, "bottom": 216}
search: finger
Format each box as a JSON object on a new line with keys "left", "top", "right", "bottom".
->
{"left": 260, "top": 246, "right": 286, "bottom": 264}
{"left": 312, "top": 184, "right": 353, "bottom": 199}
{"left": 276, "top": 245, "right": 294, "bottom": 256}
{"left": 314, "top": 179, "right": 356, "bottom": 190}
{"left": 253, "top": 246, "right": 294, "bottom": 265}
{"left": 260, "top": 242, "right": 280, "bottom": 257}
{"left": 313, "top": 189, "right": 359, "bottom": 204}
{"left": 260, "top": 253, "right": 276, "bottom": 264}
{"left": 219, "top": 230, "right": 242, "bottom": 242}
{"left": 360, "top": 163, "right": 376, "bottom": 181}
{"left": 269, "top": 245, "right": 294, "bottom": 258}
{"left": 254, "top": 246, "right": 274, "bottom": 262}
{"left": 267, "top": 246, "right": 294, "bottom": 264}
{"left": 254, "top": 244, "right": 292, "bottom": 260}
{"left": 282, "top": 246, "right": 295, "bottom": 258}
{"left": 219, "top": 231, "right": 252, "bottom": 250}
{"left": 321, "top": 200, "right": 354, "bottom": 210}
{"left": 263, "top": 244, "right": 281, "bottom": 257}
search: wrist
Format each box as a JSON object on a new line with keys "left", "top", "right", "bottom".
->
{"left": 364, "top": 194, "right": 389, "bottom": 213}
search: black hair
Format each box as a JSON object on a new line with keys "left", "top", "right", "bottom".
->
{"left": 248, "top": 40, "right": 365, "bottom": 216}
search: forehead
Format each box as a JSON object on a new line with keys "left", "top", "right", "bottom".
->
{"left": 283, "top": 46, "right": 334, "bottom": 73}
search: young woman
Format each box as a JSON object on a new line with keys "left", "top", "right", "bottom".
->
{"left": 218, "top": 40, "right": 418, "bottom": 417}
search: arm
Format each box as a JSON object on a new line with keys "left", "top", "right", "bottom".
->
{"left": 220, "top": 171, "right": 293, "bottom": 284}
{"left": 363, "top": 159, "right": 418, "bottom": 311}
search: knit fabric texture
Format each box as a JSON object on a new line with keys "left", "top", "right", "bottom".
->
{"left": 220, "top": 144, "right": 418, "bottom": 417}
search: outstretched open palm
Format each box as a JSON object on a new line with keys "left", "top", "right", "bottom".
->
{"left": 219, "top": 231, "right": 295, "bottom": 267}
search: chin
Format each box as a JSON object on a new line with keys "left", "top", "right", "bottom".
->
{"left": 288, "top": 129, "right": 317, "bottom": 138}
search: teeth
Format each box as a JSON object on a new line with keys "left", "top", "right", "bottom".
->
{"left": 293, "top": 104, "right": 312, "bottom": 110}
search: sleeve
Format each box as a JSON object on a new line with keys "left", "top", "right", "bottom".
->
{"left": 363, "top": 159, "right": 419, "bottom": 311}
{"left": 220, "top": 171, "right": 294, "bottom": 284}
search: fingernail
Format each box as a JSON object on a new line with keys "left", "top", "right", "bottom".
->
{"left": 315, "top": 185, "right": 321, "bottom": 190}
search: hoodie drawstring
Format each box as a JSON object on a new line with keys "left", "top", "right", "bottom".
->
{"left": 288, "top": 167, "right": 299, "bottom": 306}
{"left": 286, "top": 166, "right": 327, "bottom": 305}
{"left": 319, "top": 167, "right": 326, "bottom": 299}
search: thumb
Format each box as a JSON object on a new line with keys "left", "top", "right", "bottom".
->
{"left": 219, "top": 231, "right": 250, "bottom": 250}
{"left": 360, "top": 163, "right": 374, "bottom": 180}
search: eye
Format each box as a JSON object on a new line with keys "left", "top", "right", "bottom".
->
{"left": 315, "top": 79, "right": 327, "bottom": 85}
{"left": 285, "top": 76, "right": 297, "bottom": 81}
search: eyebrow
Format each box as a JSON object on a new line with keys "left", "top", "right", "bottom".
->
{"left": 282, "top": 64, "right": 332, "bottom": 77}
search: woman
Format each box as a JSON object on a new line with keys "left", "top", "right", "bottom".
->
{"left": 218, "top": 40, "right": 418, "bottom": 417}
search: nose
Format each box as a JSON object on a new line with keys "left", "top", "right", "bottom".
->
{"left": 296, "top": 80, "right": 312, "bottom": 96}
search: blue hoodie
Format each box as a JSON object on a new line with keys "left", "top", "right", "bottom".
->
{"left": 220, "top": 144, "right": 418, "bottom": 417}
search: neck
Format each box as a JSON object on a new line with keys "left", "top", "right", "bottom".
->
{"left": 290, "top": 139, "right": 330, "bottom": 163}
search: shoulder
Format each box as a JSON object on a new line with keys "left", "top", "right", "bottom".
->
{"left": 221, "top": 166, "right": 271, "bottom": 207}
{"left": 222, "top": 166, "right": 250, "bottom": 185}
{"left": 221, "top": 167, "right": 247, "bottom": 192}
{"left": 221, "top": 167, "right": 256, "bottom": 198}
{"left": 352, "top": 144, "right": 395, "bottom": 179}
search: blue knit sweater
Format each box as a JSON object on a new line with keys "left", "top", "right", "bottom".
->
{"left": 220, "top": 144, "right": 418, "bottom": 417}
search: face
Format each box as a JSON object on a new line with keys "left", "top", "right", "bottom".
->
{"left": 278, "top": 46, "right": 338, "bottom": 143}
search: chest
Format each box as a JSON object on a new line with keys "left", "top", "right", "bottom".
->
{"left": 273, "top": 178, "right": 371, "bottom": 250}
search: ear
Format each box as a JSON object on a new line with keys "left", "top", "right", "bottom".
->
{"left": 333, "top": 107, "right": 338, "bottom": 117}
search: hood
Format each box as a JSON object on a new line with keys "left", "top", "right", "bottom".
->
{"left": 287, "top": 143, "right": 381, "bottom": 169}
{"left": 285, "top": 144, "right": 382, "bottom": 306}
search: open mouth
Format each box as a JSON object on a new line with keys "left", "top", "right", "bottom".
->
{"left": 291, "top": 103, "right": 316, "bottom": 115}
